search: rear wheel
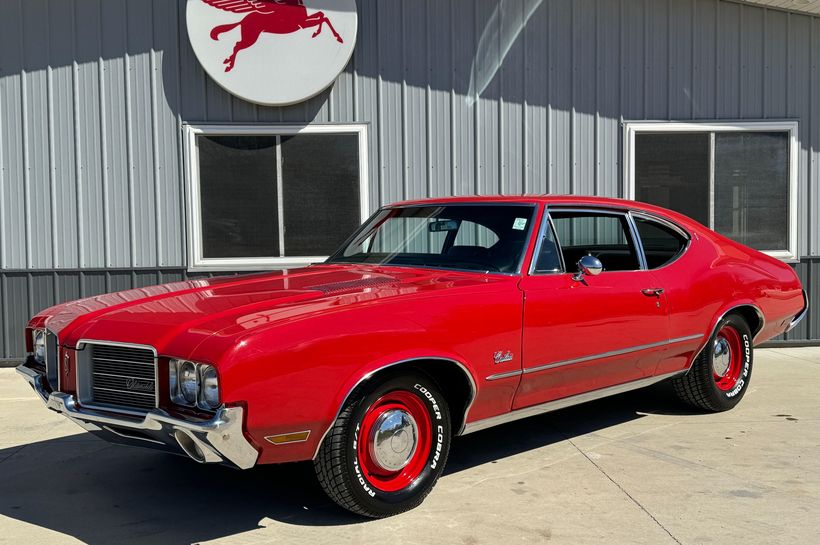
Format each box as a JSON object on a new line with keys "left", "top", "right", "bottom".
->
{"left": 673, "top": 314, "right": 753, "bottom": 412}
{"left": 314, "top": 373, "right": 451, "bottom": 518}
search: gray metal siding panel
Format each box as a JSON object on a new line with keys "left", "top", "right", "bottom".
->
{"left": 3, "top": 0, "right": 820, "bottom": 356}
{"left": 692, "top": 0, "right": 718, "bottom": 118}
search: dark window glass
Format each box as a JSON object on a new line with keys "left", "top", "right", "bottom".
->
{"left": 635, "top": 133, "right": 710, "bottom": 226}
{"left": 714, "top": 132, "right": 789, "bottom": 250}
{"left": 330, "top": 205, "right": 535, "bottom": 273}
{"left": 551, "top": 212, "right": 640, "bottom": 272}
{"left": 198, "top": 136, "right": 279, "bottom": 259}
{"left": 280, "top": 134, "right": 362, "bottom": 256}
{"left": 534, "top": 220, "right": 563, "bottom": 273}
{"left": 634, "top": 217, "right": 688, "bottom": 269}
{"left": 197, "top": 132, "right": 363, "bottom": 260}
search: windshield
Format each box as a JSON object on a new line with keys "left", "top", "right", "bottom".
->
{"left": 327, "top": 204, "right": 536, "bottom": 273}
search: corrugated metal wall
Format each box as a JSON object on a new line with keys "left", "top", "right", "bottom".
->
{"left": 1, "top": 0, "right": 819, "bottom": 358}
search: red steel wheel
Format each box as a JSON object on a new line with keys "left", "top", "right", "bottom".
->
{"left": 315, "top": 373, "right": 452, "bottom": 518}
{"left": 673, "top": 313, "right": 754, "bottom": 412}
{"left": 356, "top": 390, "right": 432, "bottom": 492}
{"left": 712, "top": 325, "right": 744, "bottom": 391}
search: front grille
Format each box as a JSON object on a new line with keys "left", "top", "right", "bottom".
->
{"left": 88, "top": 344, "right": 157, "bottom": 411}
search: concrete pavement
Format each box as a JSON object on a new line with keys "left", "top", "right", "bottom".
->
{"left": 0, "top": 347, "right": 818, "bottom": 545}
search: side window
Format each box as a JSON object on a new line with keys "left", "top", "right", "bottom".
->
{"left": 534, "top": 220, "right": 563, "bottom": 273}
{"left": 634, "top": 217, "right": 688, "bottom": 269}
{"left": 453, "top": 221, "right": 499, "bottom": 248}
{"left": 550, "top": 212, "right": 641, "bottom": 272}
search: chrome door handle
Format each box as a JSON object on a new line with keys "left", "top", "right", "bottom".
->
{"left": 641, "top": 288, "right": 664, "bottom": 297}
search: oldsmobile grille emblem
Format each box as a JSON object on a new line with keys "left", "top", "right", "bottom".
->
{"left": 125, "top": 378, "right": 154, "bottom": 393}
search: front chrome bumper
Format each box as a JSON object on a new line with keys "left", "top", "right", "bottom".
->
{"left": 17, "top": 363, "right": 259, "bottom": 469}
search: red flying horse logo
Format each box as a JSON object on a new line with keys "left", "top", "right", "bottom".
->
{"left": 203, "top": 0, "right": 344, "bottom": 72}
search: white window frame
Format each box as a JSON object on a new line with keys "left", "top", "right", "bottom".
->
{"left": 184, "top": 123, "right": 370, "bottom": 271}
{"left": 623, "top": 120, "right": 799, "bottom": 262}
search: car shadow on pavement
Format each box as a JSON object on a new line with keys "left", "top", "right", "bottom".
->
{"left": 0, "top": 383, "right": 697, "bottom": 544}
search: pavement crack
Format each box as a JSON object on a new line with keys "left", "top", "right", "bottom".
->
{"left": 566, "top": 438, "right": 683, "bottom": 545}
{"left": 0, "top": 444, "right": 27, "bottom": 466}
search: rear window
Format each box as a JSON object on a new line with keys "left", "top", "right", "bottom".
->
{"left": 634, "top": 216, "right": 688, "bottom": 269}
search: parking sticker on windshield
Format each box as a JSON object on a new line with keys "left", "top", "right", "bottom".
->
{"left": 513, "top": 218, "right": 528, "bottom": 231}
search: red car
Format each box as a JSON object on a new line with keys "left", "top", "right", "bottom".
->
{"left": 18, "top": 196, "right": 806, "bottom": 517}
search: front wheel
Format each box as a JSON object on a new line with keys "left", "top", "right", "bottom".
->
{"left": 314, "top": 373, "right": 451, "bottom": 518}
{"left": 673, "top": 313, "right": 753, "bottom": 412}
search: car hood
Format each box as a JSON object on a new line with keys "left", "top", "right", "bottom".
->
{"left": 37, "top": 264, "right": 500, "bottom": 355}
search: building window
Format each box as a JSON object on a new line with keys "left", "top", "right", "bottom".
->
{"left": 185, "top": 124, "right": 369, "bottom": 270}
{"left": 624, "top": 121, "right": 798, "bottom": 261}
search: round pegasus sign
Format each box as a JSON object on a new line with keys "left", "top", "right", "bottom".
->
{"left": 187, "top": 0, "right": 358, "bottom": 106}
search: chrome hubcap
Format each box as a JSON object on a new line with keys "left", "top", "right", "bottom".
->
{"left": 713, "top": 336, "right": 732, "bottom": 376}
{"left": 368, "top": 409, "right": 419, "bottom": 472}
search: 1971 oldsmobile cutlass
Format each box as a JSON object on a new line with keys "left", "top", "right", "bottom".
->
{"left": 18, "top": 196, "right": 807, "bottom": 517}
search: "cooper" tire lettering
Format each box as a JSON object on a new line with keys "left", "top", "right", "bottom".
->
{"left": 727, "top": 334, "right": 751, "bottom": 398}
{"left": 414, "top": 384, "right": 442, "bottom": 420}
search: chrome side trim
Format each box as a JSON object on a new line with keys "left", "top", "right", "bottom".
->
{"left": 486, "top": 370, "right": 524, "bottom": 381}
{"left": 462, "top": 370, "right": 684, "bottom": 435}
{"left": 626, "top": 212, "right": 649, "bottom": 270}
{"left": 785, "top": 289, "right": 809, "bottom": 333}
{"left": 521, "top": 334, "right": 704, "bottom": 376}
{"left": 16, "top": 362, "right": 259, "bottom": 469}
{"left": 312, "top": 356, "right": 478, "bottom": 459}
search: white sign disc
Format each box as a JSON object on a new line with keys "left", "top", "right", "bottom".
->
{"left": 186, "top": 0, "right": 358, "bottom": 106}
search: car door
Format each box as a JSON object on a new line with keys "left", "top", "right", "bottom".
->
{"left": 514, "top": 208, "right": 671, "bottom": 410}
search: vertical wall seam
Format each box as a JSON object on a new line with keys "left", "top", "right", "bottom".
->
{"left": 123, "top": 5, "right": 136, "bottom": 268}
{"left": 98, "top": 14, "right": 111, "bottom": 268}
{"left": 690, "top": 0, "right": 696, "bottom": 119}
{"left": 400, "top": 2, "right": 408, "bottom": 200}
{"left": 175, "top": 0, "right": 188, "bottom": 269}
{"left": 73, "top": 1, "right": 84, "bottom": 269}
{"left": 425, "top": 0, "right": 433, "bottom": 198}
{"left": 375, "top": 0, "right": 384, "bottom": 205}
{"left": 20, "top": 0, "right": 32, "bottom": 270}
{"left": 618, "top": 0, "right": 624, "bottom": 196}
{"left": 546, "top": 0, "right": 552, "bottom": 194}
{"left": 473, "top": 2, "right": 480, "bottom": 196}
{"left": 763, "top": 8, "right": 768, "bottom": 118}
{"left": 570, "top": 0, "right": 576, "bottom": 194}
{"left": 449, "top": 0, "right": 456, "bottom": 196}
{"left": 47, "top": 8, "right": 57, "bottom": 270}
{"left": 522, "top": 0, "right": 528, "bottom": 195}
{"left": 712, "top": 1, "right": 720, "bottom": 117}
{"left": 738, "top": 4, "right": 743, "bottom": 118}
{"left": 666, "top": 0, "right": 671, "bottom": 120}
{"left": 150, "top": 1, "right": 162, "bottom": 268}
{"left": 594, "top": 1, "right": 600, "bottom": 196}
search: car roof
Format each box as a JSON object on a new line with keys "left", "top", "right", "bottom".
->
{"left": 388, "top": 195, "right": 703, "bottom": 233}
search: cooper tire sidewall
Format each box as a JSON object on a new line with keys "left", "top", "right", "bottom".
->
{"left": 345, "top": 375, "right": 451, "bottom": 512}
{"left": 705, "top": 315, "right": 754, "bottom": 409}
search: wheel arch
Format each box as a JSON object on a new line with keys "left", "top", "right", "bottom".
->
{"left": 312, "top": 357, "right": 477, "bottom": 459}
{"left": 689, "top": 303, "right": 764, "bottom": 370}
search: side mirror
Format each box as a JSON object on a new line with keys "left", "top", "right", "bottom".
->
{"left": 573, "top": 255, "right": 603, "bottom": 281}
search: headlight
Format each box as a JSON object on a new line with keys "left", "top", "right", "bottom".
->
{"left": 32, "top": 329, "right": 46, "bottom": 364}
{"left": 169, "top": 359, "right": 220, "bottom": 410}
{"left": 199, "top": 365, "right": 220, "bottom": 409}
